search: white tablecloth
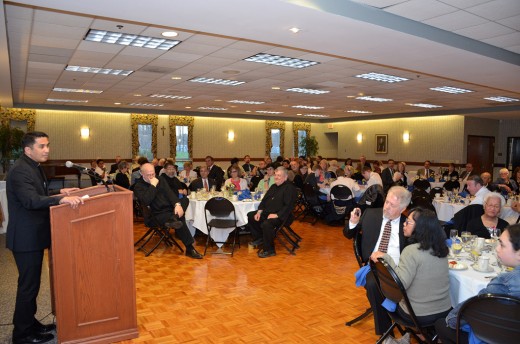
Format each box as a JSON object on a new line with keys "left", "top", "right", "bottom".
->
{"left": 433, "top": 199, "right": 518, "bottom": 224}
{"left": 185, "top": 198, "right": 260, "bottom": 246}
{"left": 0, "top": 181, "right": 7, "bottom": 234}
{"left": 321, "top": 184, "right": 366, "bottom": 200}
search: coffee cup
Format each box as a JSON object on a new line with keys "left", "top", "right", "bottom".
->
{"left": 477, "top": 255, "right": 490, "bottom": 271}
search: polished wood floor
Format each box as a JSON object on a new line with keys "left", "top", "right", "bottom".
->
{"left": 122, "top": 219, "right": 381, "bottom": 344}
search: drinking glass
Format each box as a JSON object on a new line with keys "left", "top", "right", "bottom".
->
{"left": 449, "top": 229, "right": 458, "bottom": 243}
{"left": 461, "top": 231, "right": 471, "bottom": 252}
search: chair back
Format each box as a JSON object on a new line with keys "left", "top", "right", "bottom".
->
{"left": 330, "top": 185, "right": 355, "bottom": 216}
{"left": 358, "top": 184, "right": 385, "bottom": 208}
{"left": 204, "top": 197, "right": 235, "bottom": 217}
{"left": 429, "top": 187, "right": 443, "bottom": 199}
{"left": 140, "top": 203, "right": 160, "bottom": 227}
{"left": 453, "top": 204, "right": 484, "bottom": 233}
{"left": 302, "top": 183, "right": 321, "bottom": 206}
{"left": 456, "top": 293, "right": 520, "bottom": 344}
{"left": 353, "top": 229, "right": 365, "bottom": 268}
{"left": 443, "top": 180, "right": 460, "bottom": 191}
{"left": 330, "top": 184, "right": 353, "bottom": 200}
{"left": 410, "top": 195, "right": 436, "bottom": 213}
{"left": 413, "top": 179, "right": 431, "bottom": 191}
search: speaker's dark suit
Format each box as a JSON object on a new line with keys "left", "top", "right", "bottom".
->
{"left": 6, "top": 154, "right": 62, "bottom": 338}
{"left": 208, "top": 164, "right": 225, "bottom": 189}
{"left": 189, "top": 177, "right": 219, "bottom": 192}
{"left": 343, "top": 208, "right": 407, "bottom": 335}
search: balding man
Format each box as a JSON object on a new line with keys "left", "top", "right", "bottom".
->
{"left": 133, "top": 163, "right": 203, "bottom": 259}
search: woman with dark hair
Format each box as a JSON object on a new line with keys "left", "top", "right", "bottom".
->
{"left": 435, "top": 224, "right": 520, "bottom": 344}
{"left": 114, "top": 161, "right": 130, "bottom": 189}
{"left": 224, "top": 163, "right": 249, "bottom": 191}
{"left": 371, "top": 208, "right": 451, "bottom": 327}
{"left": 293, "top": 164, "right": 308, "bottom": 190}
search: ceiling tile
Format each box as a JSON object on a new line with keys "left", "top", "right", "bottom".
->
{"left": 423, "top": 10, "right": 488, "bottom": 31}
{"left": 465, "top": 0, "right": 520, "bottom": 21}
{"left": 384, "top": 0, "right": 457, "bottom": 21}
{"left": 454, "top": 21, "right": 516, "bottom": 40}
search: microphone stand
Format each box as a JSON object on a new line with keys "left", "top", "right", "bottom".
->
{"left": 83, "top": 169, "right": 113, "bottom": 192}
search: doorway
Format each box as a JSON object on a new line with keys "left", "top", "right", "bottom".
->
{"left": 467, "top": 135, "right": 494, "bottom": 175}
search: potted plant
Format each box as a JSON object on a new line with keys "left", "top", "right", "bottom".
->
{"left": 0, "top": 125, "right": 25, "bottom": 173}
{"left": 299, "top": 135, "right": 319, "bottom": 158}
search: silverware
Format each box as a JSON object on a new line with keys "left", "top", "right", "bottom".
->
{"left": 485, "top": 275, "right": 497, "bottom": 279}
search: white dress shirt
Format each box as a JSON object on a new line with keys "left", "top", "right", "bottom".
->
{"left": 373, "top": 217, "right": 402, "bottom": 265}
{"left": 470, "top": 187, "right": 491, "bottom": 205}
{"left": 367, "top": 172, "right": 383, "bottom": 188}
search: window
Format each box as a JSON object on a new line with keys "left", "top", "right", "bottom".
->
{"left": 138, "top": 124, "right": 153, "bottom": 160}
{"left": 176, "top": 125, "right": 189, "bottom": 162}
{"left": 297, "top": 130, "right": 307, "bottom": 157}
{"left": 270, "top": 129, "right": 280, "bottom": 159}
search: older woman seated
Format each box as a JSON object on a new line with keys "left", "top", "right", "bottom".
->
{"left": 495, "top": 167, "right": 519, "bottom": 194}
{"left": 466, "top": 192, "right": 508, "bottom": 238}
{"left": 178, "top": 161, "right": 197, "bottom": 183}
{"left": 371, "top": 208, "right": 451, "bottom": 328}
{"left": 442, "top": 163, "right": 459, "bottom": 181}
{"left": 113, "top": 161, "right": 131, "bottom": 189}
{"left": 224, "top": 164, "right": 249, "bottom": 191}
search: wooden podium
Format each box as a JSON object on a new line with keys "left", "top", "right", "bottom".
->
{"left": 49, "top": 185, "right": 138, "bottom": 344}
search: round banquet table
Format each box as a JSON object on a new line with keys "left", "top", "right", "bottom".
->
{"left": 185, "top": 197, "right": 260, "bottom": 247}
{"left": 433, "top": 199, "right": 517, "bottom": 224}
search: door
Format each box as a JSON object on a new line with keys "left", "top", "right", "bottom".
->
{"left": 506, "top": 137, "right": 520, "bottom": 171}
{"left": 467, "top": 135, "right": 494, "bottom": 175}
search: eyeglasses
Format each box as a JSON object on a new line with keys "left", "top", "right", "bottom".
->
{"left": 404, "top": 219, "right": 415, "bottom": 226}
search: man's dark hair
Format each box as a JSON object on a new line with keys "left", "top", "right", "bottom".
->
{"left": 21, "top": 131, "right": 48, "bottom": 148}
{"left": 96, "top": 159, "right": 104, "bottom": 165}
{"left": 362, "top": 166, "right": 372, "bottom": 173}
{"left": 164, "top": 162, "right": 175, "bottom": 169}
{"left": 137, "top": 156, "right": 149, "bottom": 165}
{"left": 467, "top": 174, "right": 484, "bottom": 186}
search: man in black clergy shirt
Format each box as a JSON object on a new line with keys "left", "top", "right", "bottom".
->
{"left": 246, "top": 167, "right": 297, "bottom": 258}
{"left": 7, "top": 131, "right": 83, "bottom": 344}
{"left": 133, "top": 163, "right": 203, "bottom": 259}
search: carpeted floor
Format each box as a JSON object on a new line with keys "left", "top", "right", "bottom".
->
{"left": 0, "top": 234, "right": 55, "bottom": 344}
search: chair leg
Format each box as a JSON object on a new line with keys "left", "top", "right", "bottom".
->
{"left": 204, "top": 227, "right": 212, "bottom": 256}
{"left": 345, "top": 308, "right": 372, "bottom": 326}
{"left": 376, "top": 323, "right": 397, "bottom": 344}
{"left": 134, "top": 228, "right": 154, "bottom": 246}
{"left": 164, "top": 227, "right": 184, "bottom": 253}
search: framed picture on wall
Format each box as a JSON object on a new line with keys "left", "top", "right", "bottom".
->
{"left": 375, "top": 134, "right": 388, "bottom": 154}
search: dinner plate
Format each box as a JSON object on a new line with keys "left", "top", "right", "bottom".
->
{"left": 448, "top": 262, "right": 468, "bottom": 270}
{"left": 471, "top": 264, "right": 494, "bottom": 273}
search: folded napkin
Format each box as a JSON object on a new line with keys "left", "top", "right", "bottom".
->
{"left": 407, "top": 185, "right": 414, "bottom": 192}
{"left": 458, "top": 190, "right": 469, "bottom": 198}
{"left": 461, "top": 324, "right": 485, "bottom": 344}
{"left": 238, "top": 189, "right": 252, "bottom": 201}
{"left": 446, "top": 238, "right": 452, "bottom": 247}
{"left": 428, "top": 177, "right": 435, "bottom": 182}
{"left": 382, "top": 298, "right": 397, "bottom": 312}
{"left": 354, "top": 265, "right": 371, "bottom": 287}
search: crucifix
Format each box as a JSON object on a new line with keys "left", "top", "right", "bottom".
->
{"left": 160, "top": 126, "right": 166, "bottom": 136}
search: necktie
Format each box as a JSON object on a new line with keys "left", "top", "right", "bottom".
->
{"left": 378, "top": 220, "right": 392, "bottom": 253}
{"left": 203, "top": 179, "right": 209, "bottom": 191}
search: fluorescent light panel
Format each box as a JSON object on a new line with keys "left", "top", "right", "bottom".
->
{"left": 228, "top": 100, "right": 265, "bottom": 104}
{"left": 47, "top": 99, "right": 88, "bottom": 103}
{"left": 85, "top": 29, "right": 181, "bottom": 50}
{"left": 406, "top": 103, "right": 442, "bottom": 108}
{"left": 430, "top": 86, "right": 473, "bottom": 94}
{"left": 128, "top": 103, "right": 164, "bottom": 107}
{"left": 484, "top": 96, "right": 519, "bottom": 103}
{"left": 53, "top": 87, "right": 103, "bottom": 94}
{"left": 244, "top": 53, "right": 319, "bottom": 69}
{"left": 198, "top": 107, "right": 229, "bottom": 111}
{"left": 149, "top": 94, "right": 192, "bottom": 99}
{"left": 189, "top": 77, "right": 245, "bottom": 86}
{"left": 303, "top": 114, "right": 329, "bottom": 118}
{"left": 356, "top": 96, "right": 393, "bottom": 102}
{"left": 292, "top": 105, "right": 324, "bottom": 109}
{"left": 286, "top": 88, "right": 330, "bottom": 95}
{"left": 355, "top": 72, "right": 409, "bottom": 83}
{"left": 65, "top": 65, "right": 133, "bottom": 76}
{"left": 347, "top": 110, "right": 372, "bottom": 114}
{"left": 256, "top": 110, "right": 283, "bottom": 114}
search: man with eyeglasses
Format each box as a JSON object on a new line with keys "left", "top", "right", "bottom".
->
{"left": 343, "top": 186, "right": 412, "bottom": 336}
{"left": 133, "top": 163, "right": 203, "bottom": 259}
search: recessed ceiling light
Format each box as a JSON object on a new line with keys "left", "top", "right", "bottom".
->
{"left": 292, "top": 105, "right": 324, "bottom": 109}
{"left": 430, "top": 86, "right": 473, "bottom": 94}
{"left": 128, "top": 103, "right": 164, "bottom": 107}
{"left": 214, "top": 99, "right": 222, "bottom": 102}
{"left": 65, "top": 65, "right": 133, "bottom": 76}
{"left": 171, "top": 76, "right": 182, "bottom": 80}
{"left": 84, "top": 29, "right": 181, "bottom": 50}
{"left": 484, "top": 96, "right": 519, "bottom": 103}
{"left": 296, "top": 113, "right": 302, "bottom": 116}
{"left": 355, "top": 72, "right": 409, "bottom": 83}
{"left": 198, "top": 107, "right": 229, "bottom": 111}
{"left": 53, "top": 87, "right": 103, "bottom": 94}
{"left": 272, "top": 86, "right": 281, "bottom": 90}
{"left": 161, "top": 31, "right": 178, "bottom": 37}
{"left": 286, "top": 88, "right": 330, "bottom": 95}
{"left": 189, "top": 77, "right": 245, "bottom": 86}
{"left": 114, "top": 102, "right": 121, "bottom": 105}
{"left": 150, "top": 94, "right": 192, "bottom": 99}
{"left": 244, "top": 53, "right": 319, "bottom": 69}
{"left": 303, "top": 114, "right": 329, "bottom": 118}
{"left": 228, "top": 100, "right": 265, "bottom": 104}
{"left": 289, "top": 27, "right": 301, "bottom": 33}
{"left": 47, "top": 99, "right": 88, "bottom": 103}
{"left": 347, "top": 110, "right": 372, "bottom": 114}
{"left": 256, "top": 110, "right": 284, "bottom": 114}
{"left": 406, "top": 103, "right": 443, "bottom": 108}
{"left": 246, "top": 110, "right": 251, "bottom": 113}
{"left": 356, "top": 96, "right": 393, "bottom": 102}
{"left": 185, "top": 106, "right": 191, "bottom": 109}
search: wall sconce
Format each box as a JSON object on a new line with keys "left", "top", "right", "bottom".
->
{"left": 80, "top": 127, "right": 90, "bottom": 139}
{"left": 228, "top": 130, "right": 235, "bottom": 142}
{"left": 356, "top": 133, "right": 363, "bottom": 143}
{"left": 403, "top": 131, "right": 410, "bottom": 143}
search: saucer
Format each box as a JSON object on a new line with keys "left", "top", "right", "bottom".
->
{"left": 449, "top": 262, "right": 468, "bottom": 270}
{"left": 471, "top": 264, "right": 494, "bottom": 273}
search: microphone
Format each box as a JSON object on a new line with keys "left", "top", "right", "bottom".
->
{"left": 65, "top": 161, "right": 87, "bottom": 171}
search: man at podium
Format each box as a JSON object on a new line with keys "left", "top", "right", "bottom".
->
{"left": 6, "top": 131, "right": 83, "bottom": 344}
{"left": 134, "top": 163, "right": 203, "bottom": 259}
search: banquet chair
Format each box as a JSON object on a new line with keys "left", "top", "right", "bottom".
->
{"left": 410, "top": 195, "right": 436, "bottom": 214}
{"left": 204, "top": 197, "right": 238, "bottom": 256}
{"left": 456, "top": 293, "right": 520, "bottom": 344}
{"left": 413, "top": 179, "right": 431, "bottom": 191}
{"left": 370, "top": 258, "right": 438, "bottom": 344}
{"left": 292, "top": 188, "right": 306, "bottom": 219}
{"left": 134, "top": 204, "right": 184, "bottom": 257}
{"left": 327, "top": 185, "right": 355, "bottom": 224}
{"left": 300, "top": 183, "right": 327, "bottom": 224}
{"left": 443, "top": 180, "right": 460, "bottom": 191}
{"left": 345, "top": 229, "right": 373, "bottom": 327}
{"left": 429, "top": 187, "right": 444, "bottom": 199}
{"left": 443, "top": 204, "right": 484, "bottom": 236}
{"left": 274, "top": 215, "right": 302, "bottom": 255}
{"left": 357, "top": 184, "right": 385, "bottom": 212}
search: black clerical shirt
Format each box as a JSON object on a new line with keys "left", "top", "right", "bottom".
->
{"left": 258, "top": 180, "right": 297, "bottom": 221}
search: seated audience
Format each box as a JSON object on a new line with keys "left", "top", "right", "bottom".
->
{"left": 178, "top": 161, "right": 197, "bottom": 182}
{"left": 95, "top": 159, "right": 108, "bottom": 182}
{"left": 87, "top": 160, "right": 103, "bottom": 186}
{"left": 161, "top": 162, "right": 188, "bottom": 198}
{"left": 256, "top": 164, "right": 275, "bottom": 192}
{"left": 109, "top": 155, "right": 122, "bottom": 174}
{"left": 344, "top": 158, "right": 353, "bottom": 168}
{"left": 442, "top": 163, "right": 459, "bottom": 181}
{"left": 246, "top": 167, "right": 297, "bottom": 258}
{"left": 319, "top": 159, "right": 334, "bottom": 179}
{"left": 480, "top": 172, "right": 499, "bottom": 192}
{"left": 330, "top": 167, "right": 359, "bottom": 198}
{"left": 288, "top": 160, "right": 300, "bottom": 182}
{"left": 113, "top": 161, "right": 130, "bottom": 189}
{"left": 417, "top": 160, "right": 435, "bottom": 180}
{"left": 459, "top": 163, "right": 474, "bottom": 183}
{"left": 305, "top": 164, "right": 328, "bottom": 200}
{"left": 205, "top": 155, "right": 225, "bottom": 188}
{"left": 226, "top": 157, "right": 246, "bottom": 178}
{"left": 362, "top": 166, "right": 383, "bottom": 188}
{"left": 131, "top": 157, "right": 149, "bottom": 185}
{"left": 224, "top": 164, "right": 249, "bottom": 191}
{"left": 392, "top": 162, "right": 408, "bottom": 187}
{"left": 495, "top": 167, "right": 519, "bottom": 194}
{"left": 189, "top": 165, "right": 219, "bottom": 192}
{"left": 466, "top": 175, "right": 490, "bottom": 205}
{"left": 133, "top": 163, "right": 202, "bottom": 259}
{"left": 370, "top": 208, "right": 451, "bottom": 331}
{"left": 466, "top": 192, "right": 508, "bottom": 238}
{"left": 435, "top": 224, "right": 520, "bottom": 344}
